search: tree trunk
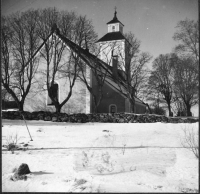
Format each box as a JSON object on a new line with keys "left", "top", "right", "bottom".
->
{"left": 131, "top": 103, "right": 135, "bottom": 113}
{"left": 55, "top": 105, "right": 61, "bottom": 113}
{"left": 93, "top": 106, "right": 97, "bottom": 113}
{"left": 18, "top": 101, "right": 24, "bottom": 111}
{"left": 92, "top": 95, "right": 98, "bottom": 113}
{"left": 167, "top": 102, "right": 173, "bottom": 117}
{"left": 186, "top": 103, "right": 192, "bottom": 116}
{"left": 146, "top": 103, "right": 152, "bottom": 114}
{"left": 129, "top": 98, "right": 135, "bottom": 113}
{"left": 95, "top": 91, "right": 103, "bottom": 113}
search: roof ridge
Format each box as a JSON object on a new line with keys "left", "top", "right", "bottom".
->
{"left": 96, "top": 31, "right": 126, "bottom": 43}
{"left": 107, "top": 17, "right": 124, "bottom": 26}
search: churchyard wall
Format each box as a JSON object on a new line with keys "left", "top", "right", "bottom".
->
{"left": 2, "top": 111, "right": 198, "bottom": 123}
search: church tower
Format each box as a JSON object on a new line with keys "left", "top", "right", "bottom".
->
{"left": 107, "top": 8, "right": 124, "bottom": 33}
{"left": 96, "top": 8, "right": 127, "bottom": 71}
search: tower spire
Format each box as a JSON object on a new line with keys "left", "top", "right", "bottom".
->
{"left": 114, "top": 6, "right": 117, "bottom": 19}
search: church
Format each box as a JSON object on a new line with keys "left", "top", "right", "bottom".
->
{"left": 23, "top": 10, "right": 147, "bottom": 114}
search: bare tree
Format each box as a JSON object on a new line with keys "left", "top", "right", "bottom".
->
{"left": 66, "top": 14, "right": 101, "bottom": 111}
{"left": 37, "top": 8, "right": 98, "bottom": 113}
{"left": 173, "top": 18, "right": 199, "bottom": 61}
{"left": 58, "top": 10, "right": 77, "bottom": 39}
{"left": 145, "top": 87, "right": 167, "bottom": 112}
{"left": 181, "top": 125, "right": 199, "bottom": 159}
{"left": 173, "top": 18, "right": 199, "bottom": 115}
{"left": 148, "top": 54, "right": 174, "bottom": 116}
{"left": 36, "top": 8, "right": 76, "bottom": 113}
{"left": 1, "top": 10, "right": 41, "bottom": 111}
{"left": 171, "top": 56, "right": 199, "bottom": 116}
{"left": 73, "top": 15, "right": 98, "bottom": 50}
{"left": 77, "top": 47, "right": 111, "bottom": 113}
{"left": 171, "top": 92, "right": 183, "bottom": 116}
{"left": 59, "top": 11, "right": 100, "bottom": 112}
{"left": 115, "top": 32, "right": 152, "bottom": 113}
{"left": 1, "top": 88, "right": 13, "bottom": 102}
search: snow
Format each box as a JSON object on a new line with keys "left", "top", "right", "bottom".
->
{"left": 2, "top": 121, "right": 199, "bottom": 192}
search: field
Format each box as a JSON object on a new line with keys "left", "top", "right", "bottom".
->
{"left": 2, "top": 120, "right": 199, "bottom": 192}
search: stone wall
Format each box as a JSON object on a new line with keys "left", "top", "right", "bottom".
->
{"left": 2, "top": 111, "right": 199, "bottom": 123}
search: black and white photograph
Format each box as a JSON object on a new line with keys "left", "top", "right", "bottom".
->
{"left": 1, "top": 0, "right": 199, "bottom": 192}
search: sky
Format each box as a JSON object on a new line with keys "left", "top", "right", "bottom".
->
{"left": 2, "top": 0, "right": 198, "bottom": 62}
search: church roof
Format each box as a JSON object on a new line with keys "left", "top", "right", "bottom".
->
{"left": 107, "top": 10, "right": 124, "bottom": 26}
{"left": 107, "top": 17, "right": 124, "bottom": 26}
{"left": 96, "top": 31, "right": 126, "bottom": 43}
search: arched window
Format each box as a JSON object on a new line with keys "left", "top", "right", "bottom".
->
{"left": 112, "top": 26, "right": 115, "bottom": 32}
{"left": 109, "top": 104, "right": 117, "bottom": 113}
{"left": 47, "top": 81, "right": 59, "bottom": 106}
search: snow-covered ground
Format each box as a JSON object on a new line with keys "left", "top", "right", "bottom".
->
{"left": 2, "top": 120, "right": 199, "bottom": 192}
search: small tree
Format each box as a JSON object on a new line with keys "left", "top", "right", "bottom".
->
{"left": 181, "top": 125, "right": 199, "bottom": 159}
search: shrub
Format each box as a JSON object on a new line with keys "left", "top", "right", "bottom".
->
{"left": 181, "top": 125, "right": 199, "bottom": 159}
{"left": 5, "top": 132, "right": 20, "bottom": 153}
{"left": 151, "top": 106, "right": 166, "bottom": 116}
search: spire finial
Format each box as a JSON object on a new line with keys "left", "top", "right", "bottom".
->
{"left": 114, "top": 6, "right": 117, "bottom": 18}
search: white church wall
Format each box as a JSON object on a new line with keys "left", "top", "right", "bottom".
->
{"left": 23, "top": 35, "right": 88, "bottom": 113}
{"left": 24, "top": 77, "right": 87, "bottom": 113}
{"left": 98, "top": 40, "right": 126, "bottom": 71}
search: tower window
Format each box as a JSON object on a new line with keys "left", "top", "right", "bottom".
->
{"left": 47, "top": 82, "right": 59, "bottom": 106}
{"left": 112, "top": 56, "right": 118, "bottom": 66}
{"left": 112, "top": 26, "right": 115, "bottom": 32}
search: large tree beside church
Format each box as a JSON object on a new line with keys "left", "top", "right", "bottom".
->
{"left": 172, "top": 18, "right": 199, "bottom": 116}
{"left": 37, "top": 8, "right": 98, "bottom": 113}
{"left": 1, "top": 10, "right": 41, "bottom": 111}
{"left": 147, "top": 19, "right": 199, "bottom": 116}
{"left": 148, "top": 54, "right": 174, "bottom": 116}
{"left": 2, "top": 8, "right": 98, "bottom": 113}
{"left": 170, "top": 55, "right": 199, "bottom": 116}
{"left": 77, "top": 49, "right": 111, "bottom": 113}
{"left": 115, "top": 32, "right": 152, "bottom": 113}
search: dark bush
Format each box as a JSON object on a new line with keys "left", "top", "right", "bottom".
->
{"left": 151, "top": 106, "right": 166, "bottom": 116}
{"left": 2, "top": 100, "right": 18, "bottom": 110}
